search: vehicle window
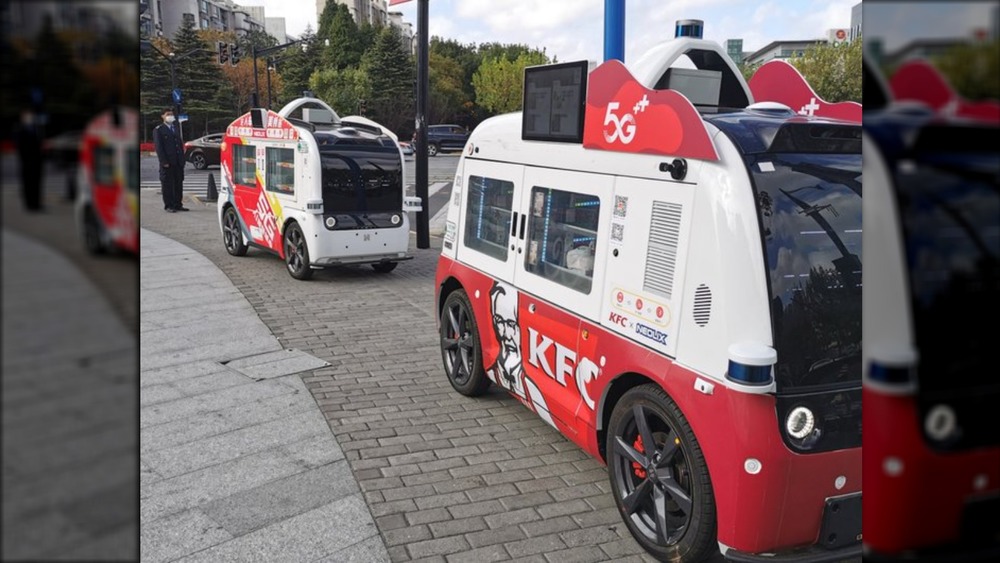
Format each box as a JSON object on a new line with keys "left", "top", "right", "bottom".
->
{"left": 127, "top": 147, "right": 138, "bottom": 192}
{"left": 94, "top": 145, "right": 114, "bottom": 185}
{"left": 233, "top": 144, "right": 256, "bottom": 186}
{"left": 750, "top": 153, "right": 862, "bottom": 390}
{"left": 464, "top": 175, "right": 515, "bottom": 261}
{"left": 266, "top": 147, "right": 294, "bottom": 194}
{"left": 525, "top": 187, "right": 600, "bottom": 294}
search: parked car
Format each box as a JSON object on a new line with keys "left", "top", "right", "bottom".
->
{"left": 42, "top": 129, "right": 82, "bottom": 170}
{"left": 417, "top": 124, "right": 470, "bottom": 156}
{"left": 184, "top": 133, "right": 222, "bottom": 169}
{"left": 398, "top": 141, "right": 414, "bottom": 157}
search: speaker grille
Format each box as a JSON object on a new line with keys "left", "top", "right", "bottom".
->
{"left": 693, "top": 284, "right": 711, "bottom": 326}
{"left": 643, "top": 202, "right": 683, "bottom": 300}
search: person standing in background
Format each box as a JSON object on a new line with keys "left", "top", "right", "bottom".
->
{"left": 153, "top": 108, "right": 187, "bottom": 212}
{"left": 15, "top": 106, "right": 45, "bottom": 211}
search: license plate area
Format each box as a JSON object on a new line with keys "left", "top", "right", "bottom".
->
{"left": 819, "top": 493, "right": 861, "bottom": 550}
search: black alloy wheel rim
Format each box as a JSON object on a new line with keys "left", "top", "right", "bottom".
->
{"left": 442, "top": 299, "right": 474, "bottom": 385}
{"left": 285, "top": 227, "right": 305, "bottom": 274}
{"left": 612, "top": 404, "right": 693, "bottom": 547}
{"left": 224, "top": 210, "right": 240, "bottom": 251}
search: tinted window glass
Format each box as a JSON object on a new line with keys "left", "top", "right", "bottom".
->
{"left": 750, "top": 154, "right": 862, "bottom": 390}
{"left": 94, "top": 146, "right": 114, "bottom": 186}
{"left": 127, "top": 147, "right": 138, "bottom": 192}
{"left": 463, "top": 175, "right": 514, "bottom": 261}
{"left": 525, "top": 187, "right": 600, "bottom": 294}
{"left": 320, "top": 147, "right": 402, "bottom": 213}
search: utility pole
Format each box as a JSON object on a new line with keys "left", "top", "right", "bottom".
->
{"left": 604, "top": 0, "right": 625, "bottom": 62}
{"left": 415, "top": 0, "right": 430, "bottom": 249}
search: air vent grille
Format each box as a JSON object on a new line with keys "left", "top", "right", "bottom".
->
{"left": 643, "top": 202, "right": 683, "bottom": 299}
{"left": 693, "top": 284, "right": 711, "bottom": 326}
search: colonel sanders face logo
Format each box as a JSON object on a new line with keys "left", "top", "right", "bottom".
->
{"left": 489, "top": 281, "right": 525, "bottom": 399}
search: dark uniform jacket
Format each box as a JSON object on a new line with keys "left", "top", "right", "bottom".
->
{"left": 153, "top": 122, "right": 184, "bottom": 169}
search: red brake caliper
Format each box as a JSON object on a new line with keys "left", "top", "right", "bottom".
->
{"left": 632, "top": 435, "right": 647, "bottom": 479}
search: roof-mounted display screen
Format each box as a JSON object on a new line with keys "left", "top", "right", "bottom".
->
{"left": 522, "top": 60, "right": 589, "bottom": 143}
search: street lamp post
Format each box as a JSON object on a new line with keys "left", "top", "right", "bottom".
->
{"left": 266, "top": 59, "right": 274, "bottom": 109}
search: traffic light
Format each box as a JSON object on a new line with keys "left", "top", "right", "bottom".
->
{"left": 217, "top": 41, "right": 229, "bottom": 65}
{"left": 230, "top": 43, "right": 240, "bottom": 66}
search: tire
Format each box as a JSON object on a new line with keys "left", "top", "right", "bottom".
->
{"left": 607, "top": 384, "right": 717, "bottom": 562}
{"left": 83, "top": 209, "right": 106, "bottom": 255}
{"left": 372, "top": 261, "right": 398, "bottom": 273}
{"left": 191, "top": 151, "right": 207, "bottom": 170}
{"left": 428, "top": 142, "right": 439, "bottom": 157}
{"left": 440, "top": 290, "right": 489, "bottom": 396}
{"left": 283, "top": 222, "right": 313, "bottom": 280}
{"left": 222, "top": 206, "right": 248, "bottom": 256}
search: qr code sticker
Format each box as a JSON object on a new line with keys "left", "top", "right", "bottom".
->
{"left": 614, "top": 196, "right": 628, "bottom": 218}
{"left": 611, "top": 223, "right": 624, "bottom": 242}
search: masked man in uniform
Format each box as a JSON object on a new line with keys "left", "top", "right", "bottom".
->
{"left": 153, "top": 108, "right": 187, "bottom": 212}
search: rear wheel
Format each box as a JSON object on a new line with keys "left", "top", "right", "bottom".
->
{"left": 607, "top": 384, "right": 717, "bottom": 562}
{"left": 83, "top": 209, "right": 106, "bottom": 255}
{"left": 372, "top": 262, "right": 398, "bottom": 273}
{"left": 283, "top": 222, "right": 313, "bottom": 280}
{"left": 428, "top": 142, "right": 439, "bottom": 157}
{"left": 222, "top": 206, "right": 248, "bottom": 256}
{"left": 440, "top": 290, "right": 489, "bottom": 396}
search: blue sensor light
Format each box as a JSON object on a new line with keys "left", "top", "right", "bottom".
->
{"left": 868, "top": 362, "right": 914, "bottom": 385}
{"left": 675, "top": 19, "right": 704, "bottom": 39}
{"left": 727, "top": 361, "right": 772, "bottom": 385}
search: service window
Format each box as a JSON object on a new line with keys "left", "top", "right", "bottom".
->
{"left": 94, "top": 146, "right": 114, "bottom": 185}
{"left": 233, "top": 144, "right": 257, "bottom": 186}
{"left": 524, "top": 187, "right": 600, "bottom": 293}
{"left": 266, "top": 147, "right": 295, "bottom": 194}
{"left": 464, "top": 175, "right": 515, "bottom": 261}
{"left": 126, "top": 147, "right": 139, "bottom": 192}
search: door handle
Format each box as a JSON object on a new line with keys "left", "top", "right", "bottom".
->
{"left": 511, "top": 211, "right": 519, "bottom": 237}
{"left": 519, "top": 213, "right": 526, "bottom": 240}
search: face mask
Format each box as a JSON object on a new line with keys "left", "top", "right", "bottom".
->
{"left": 165, "top": 115, "right": 176, "bottom": 124}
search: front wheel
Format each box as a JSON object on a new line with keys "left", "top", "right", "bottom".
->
{"left": 191, "top": 151, "right": 207, "bottom": 170}
{"left": 222, "top": 206, "right": 248, "bottom": 256}
{"left": 440, "top": 290, "right": 489, "bottom": 396}
{"left": 607, "top": 384, "right": 717, "bottom": 562}
{"left": 283, "top": 222, "right": 313, "bottom": 280}
{"left": 428, "top": 142, "right": 439, "bottom": 157}
{"left": 83, "top": 209, "right": 106, "bottom": 255}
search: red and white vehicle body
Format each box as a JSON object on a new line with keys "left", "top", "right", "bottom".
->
{"left": 75, "top": 106, "right": 138, "bottom": 254}
{"left": 862, "top": 59, "right": 1000, "bottom": 560}
{"left": 217, "top": 97, "right": 420, "bottom": 279}
{"left": 435, "top": 29, "right": 862, "bottom": 563}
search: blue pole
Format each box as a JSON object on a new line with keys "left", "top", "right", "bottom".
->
{"left": 604, "top": 0, "right": 625, "bottom": 62}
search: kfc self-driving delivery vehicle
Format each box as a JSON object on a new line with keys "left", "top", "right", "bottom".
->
{"left": 435, "top": 22, "right": 862, "bottom": 562}
{"left": 75, "top": 106, "right": 139, "bottom": 254}
{"left": 862, "top": 59, "right": 1000, "bottom": 561}
{"left": 218, "top": 96, "right": 420, "bottom": 279}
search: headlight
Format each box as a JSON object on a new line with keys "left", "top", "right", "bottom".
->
{"left": 786, "top": 406, "right": 815, "bottom": 439}
{"left": 390, "top": 213, "right": 401, "bottom": 225}
{"left": 325, "top": 217, "right": 336, "bottom": 228}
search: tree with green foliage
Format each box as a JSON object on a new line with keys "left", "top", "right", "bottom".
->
{"left": 789, "top": 40, "right": 862, "bottom": 103}
{"left": 931, "top": 41, "right": 1000, "bottom": 101}
{"left": 170, "top": 18, "right": 230, "bottom": 138}
{"left": 472, "top": 51, "right": 549, "bottom": 114}
{"left": 360, "top": 26, "right": 415, "bottom": 135}
{"left": 279, "top": 25, "right": 319, "bottom": 102}
{"left": 310, "top": 67, "right": 372, "bottom": 117}
{"left": 429, "top": 51, "right": 468, "bottom": 124}
{"left": 318, "top": 1, "right": 371, "bottom": 70}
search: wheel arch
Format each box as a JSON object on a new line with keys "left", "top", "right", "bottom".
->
{"left": 437, "top": 275, "right": 464, "bottom": 323}
{"left": 596, "top": 371, "right": 662, "bottom": 463}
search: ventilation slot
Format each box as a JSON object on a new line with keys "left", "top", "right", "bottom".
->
{"left": 693, "top": 284, "right": 712, "bottom": 326}
{"left": 643, "top": 202, "right": 683, "bottom": 300}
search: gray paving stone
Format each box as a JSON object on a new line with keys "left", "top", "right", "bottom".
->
{"left": 201, "top": 460, "right": 358, "bottom": 536}
{"left": 177, "top": 494, "right": 379, "bottom": 563}
{"left": 139, "top": 509, "right": 232, "bottom": 563}
{"left": 224, "top": 348, "right": 330, "bottom": 379}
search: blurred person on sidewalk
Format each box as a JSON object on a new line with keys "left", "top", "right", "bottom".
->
{"left": 15, "top": 105, "right": 45, "bottom": 211}
{"left": 153, "top": 108, "right": 187, "bottom": 212}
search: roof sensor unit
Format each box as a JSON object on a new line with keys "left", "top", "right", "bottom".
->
{"left": 675, "top": 19, "right": 704, "bottom": 39}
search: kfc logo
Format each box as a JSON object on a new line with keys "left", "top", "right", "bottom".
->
{"left": 526, "top": 327, "right": 599, "bottom": 411}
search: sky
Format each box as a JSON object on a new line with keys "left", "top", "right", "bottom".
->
{"left": 239, "top": 0, "right": 859, "bottom": 63}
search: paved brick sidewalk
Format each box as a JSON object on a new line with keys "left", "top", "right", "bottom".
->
{"left": 139, "top": 228, "right": 388, "bottom": 562}
{"left": 140, "top": 190, "right": 663, "bottom": 563}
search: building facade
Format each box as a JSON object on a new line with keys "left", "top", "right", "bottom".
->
{"left": 265, "top": 17, "right": 287, "bottom": 44}
{"left": 141, "top": 0, "right": 265, "bottom": 40}
{"left": 725, "top": 38, "right": 743, "bottom": 65}
{"left": 744, "top": 39, "right": 827, "bottom": 66}
{"left": 388, "top": 11, "right": 415, "bottom": 55}
{"left": 849, "top": 2, "right": 862, "bottom": 42}
{"left": 317, "top": 0, "right": 389, "bottom": 27}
